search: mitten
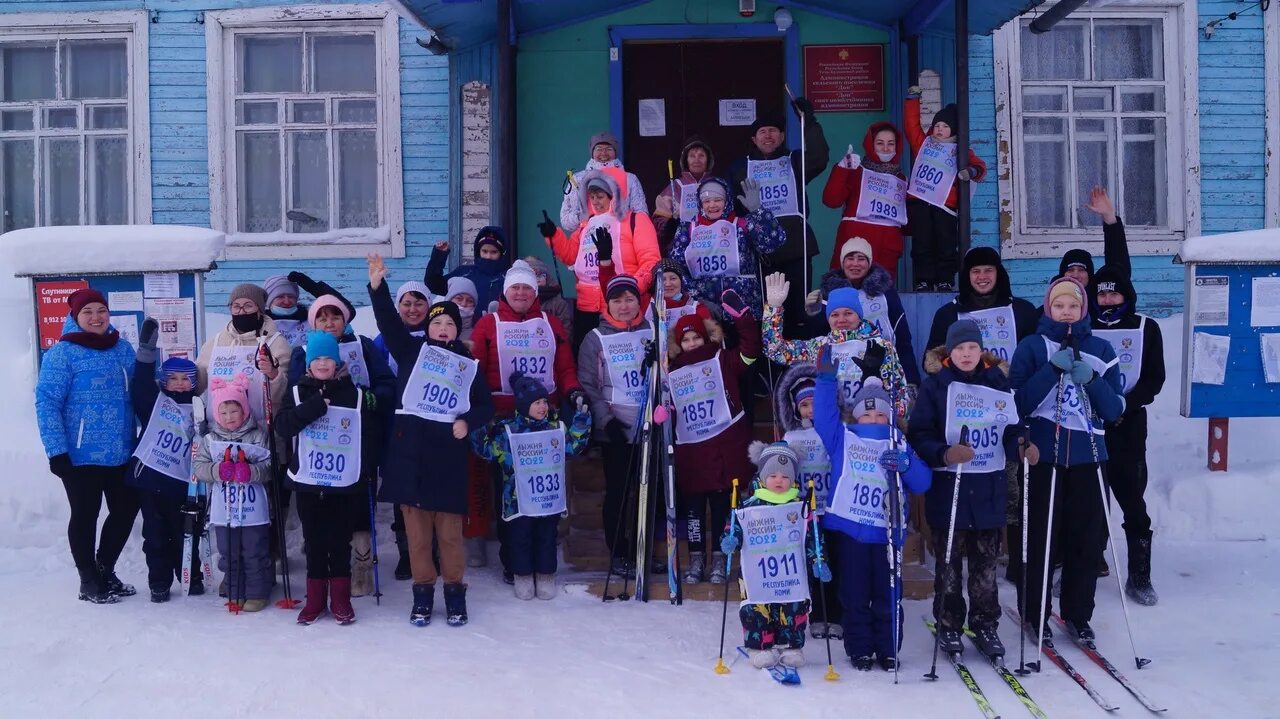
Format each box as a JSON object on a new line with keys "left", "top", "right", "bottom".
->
{"left": 943, "top": 444, "right": 976, "bottom": 466}
{"left": 218, "top": 461, "right": 237, "bottom": 483}
{"left": 791, "top": 96, "right": 815, "bottom": 119}
{"left": 232, "top": 463, "right": 252, "bottom": 484}
{"left": 804, "top": 289, "right": 823, "bottom": 316}
{"left": 48, "top": 453, "right": 73, "bottom": 478}
{"left": 764, "top": 272, "right": 790, "bottom": 309}
{"left": 720, "top": 289, "right": 748, "bottom": 319}
{"left": 537, "top": 210, "right": 557, "bottom": 239}
{"left": 1049, "top": 348, "right": 1074, "bottom": 372}
{"left": 879, "top": 448, "right": 911, "bottom": 474}
{"left": 1069, "top": 360, "right": 1095, "bottom": 385}
{"left": 738, "top": 178, "right": 763, "bottom": 214}
{"left": 816, "top": 344, "right": 837, "bottom": 379}
{"left": 1019, "top": 439, "right": 1041, "bottom": 466}
{"left": 605, "top": 419, "right": 629, "bottom": 445}
{"left": 853, "top": 343, "right": 887, "bottom": 380}
{"left": 137, "top": 318, "right": 160, "bottom": 364}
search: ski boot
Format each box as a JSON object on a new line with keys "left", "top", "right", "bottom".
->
{"left": 1098, "top": 556, "right": 1110, "bottom": 578}
{"left": 778, "top": 646, "right": 807, "bottom": 667}
{"left": 410, "top": 583, "right": 434, "bottom": 626}
{"left": 1063, "top": 618, "right": 1095, "bottom": 647}
{"left": 850, "top": 655, "right": 875, "bottom": 672}
{"left": 970, "top": 626, "right": 1005, "bottom": 658}
{"left": 444, "top": 583, "right": 468, "bottom": 625}
{"left": 78, "top": 568, "right": 120, "bottom": 604}
{"left": 98, "top": 563, "right": 136, "bottom": 598}
{"left": 240, "top": 599, "right": 268, "bottom": 612}
{"left": 810, "top": 622, "right": 830, "bottom": 639}
{"left": 746, "top": 647, "right": 781, "bottom": 668}
{"left": 877, "top": 654, "right": 899, "bottom": 672}
{"left": 535, "top": 573, "right": 556, "bottom": 600}
{"left": 1125, "top": 536, "right": 1159, "bottom": 606}
{"left": 828, "top": 623, "right": 845, "bottom": 640}
{"left": 708, "top": 552, "right": 728, "bottom": 584}
{"left": 682, "top": 553, "right": 705, "bottom": 585}
{"left": 513, "top": 574, "right": 536, "bottom": 600}
{"left": 936, "top": 626, "right": 964, "bottom": 655}
{"left": 502, "top": 570, "right": 515, "bottom": 586}
{"left": 329, "top": 577, "right": 355, "bottom": 625}
{"left": 150, "top": 587, "right": 171, "bottom": 604}
{"left": 296, "top": 578, "right": 328, "bottom": 624}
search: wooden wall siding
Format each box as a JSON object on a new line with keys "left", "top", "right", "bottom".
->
{"left": 460, "top": 80, "right": 492, "bottom": 265}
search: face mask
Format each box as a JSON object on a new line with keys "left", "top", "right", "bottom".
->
{"left": 268, "top": 305, "right": 294, "bottom": 318}
{"left": 457, "top": 304, "right": 475, "bottom": 319}
{"left": 231, "top": 313, "right": 264, "bottom": 334}
{"left": 875, "top": 151, "right": 895, "bottom": 162}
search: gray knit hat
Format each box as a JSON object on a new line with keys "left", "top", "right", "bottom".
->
{"left": 850, "top": 377, "right": 893, "bottom": 421}
{"left": 227, "top": 283, "right": 267, "bottom": 311}
{"left": 946, "top": 319, "right": 984, "bottom": 353}
{"left": 749, "top": 441, "right": 800, "bottom": 485}
{"left": 588, "top": 131, "right": 619, "bottom": 157}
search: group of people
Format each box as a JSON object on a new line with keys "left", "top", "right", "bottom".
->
{"left": 34, "top": 95, "right": 1164, "bottom": 676}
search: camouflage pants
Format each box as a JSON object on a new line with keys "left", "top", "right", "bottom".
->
{"left": 740, "top": 600, "right": 811, "bottom": 650}
{"left": 932, "top": 528, "right": 1002, "bottom": 632}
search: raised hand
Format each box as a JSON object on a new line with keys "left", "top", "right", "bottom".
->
{"left": 367, "top": 253, "right": 389, "bottom": 291}
{"left": 1083, "top": 185, "right": 1117, "bottom": 225}
{"left": 764, "top": 272, "right": 790, "bottom": 309}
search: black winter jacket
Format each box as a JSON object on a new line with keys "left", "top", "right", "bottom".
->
{"left": 276, "top": 374, "right": 379, "bottom": 496}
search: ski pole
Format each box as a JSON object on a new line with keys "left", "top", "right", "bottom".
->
{"left": 223, "top": 446, "right": 242, "bottom": 614}
{"left": 1035, "top": 374, "right": 1068, "bottom": 672}
{"left": 714, "top": 478, "right": 739, "bottom": 675}
{"left": 809, "top": 479, "right": 839, "bottom": 682}
{"left": 1015, "top": 422, "right": 1033, "bottom": 676}
{"left": 926, "top": 426, "right": 969, "bottom": 680}
{"left": 367, "top": 476, "right": 382, "bottom": 606}
{"left": 784, "top": 83, "right": 810, "bottom": 298}
{"left": 885, "top": 384, "right": 904, "bottom": 685}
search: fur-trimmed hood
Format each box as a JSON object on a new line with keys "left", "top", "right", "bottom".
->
{"left": 774, "top": 362, "right": 816, "bottom": 433}
{"left": 820, "top": 263, "right": 895, "bottom": 301}
{"left": 922, "top": 344, "right": 1010, "bottom": 377}
{"left": 578, "top": 168, "right": 627, "bottom": 222}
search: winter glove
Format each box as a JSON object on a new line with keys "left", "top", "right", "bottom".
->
{"left": 286, "top": 271, "right": 323, "bottom": 298}
{"left": 791, "top": 96, "right": 815, "bottom": 120}
{"left": 879, "top": 448, "right": 912, "bottom": 474}
{"left": 362, "top": 389, "right": 378, "bottom": 412}
{"left": 232, "top": 462, "right": 252, "bottom": 484}
{"left": 591, "top": 225, "right": 613, "bottom": 263}
{"left": 1069, "top": 359, "right": 1095, "bottom": 385}
{"left": 816, "top": 344, "right": 837, "bottom": 379}
{"left": 906, "top": 85, "right": 923, "bottom": 99}
{"left": 853, "top": 343, "right": 888, "bottom": 381}
{"left": 838, "top": 145, "right": 861, "bottom": 170}
{"left": 48, "top": 453, "right": 73, "bottom": 478}
{"left": 137, "top": 317, "right": 160, "bottom": 364}
{"left": 720, "top": 532, "right": 740, "bottom": 555}
{"left": 804, "top": 289, "right": 823, "bottom": 316}
{"left": 218, "top": 461, "right": 237, "bottom": 483}
{"left": 957, "top": 166, "right": 980, "bottom": 182}
{"left": 738, "top": 178, "right": 763, "bottom": 214}
{"left": 1049, "top": 348, "right": 1075, "bottom": 373}
{"left": 605, "top": 418, "right": 629, "bottom": 445}
{"left": 812, "top": 558, "right": 832, "bottom": 583}
{"left": 943, "top": 444, "right": 976, "bottom": 466}
{"left": 653, "top": 403, "right": 670, "bottom": 425}
{"left": 720, "top": 289, "right": 748, "bottom": 319}
{"left": 1019, "top": 438, "right": 1041, "bottom": 466}
{"left": 537, "top": 210, "right": 557, "bottom": 240}
{"left": 568, "top": 389, "right": 588, "bottom": 414}
{"left": 764, "top": 272, "right": 790, "bottom": 309}
{"left": 640, "top": 340, "right": 657, "bottom": 370}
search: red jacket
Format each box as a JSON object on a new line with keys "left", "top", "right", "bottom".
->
{"left": 822, "top": 121, "right": 909, "bottom": 275}
{"left": 904, "top": 97, "right": 987, "bottom": 211}
{"left": 469, "top": 294, "right": 581, "bottom": 417}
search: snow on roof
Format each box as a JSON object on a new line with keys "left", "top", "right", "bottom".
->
{"left": 2, "top": 225, "right": 225, "bottom": 276}
{"left": 1179, "top": 228, "right": 1280, "bottom": 263}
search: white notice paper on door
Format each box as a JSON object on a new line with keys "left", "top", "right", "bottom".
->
{"left": 638, "top": 98, "right": 666, "bottom": 137}
{"left": 1250, "top": 277, "right": 1280, "bottom": 327}
{"left": 1191, "top": 332, "right": 1230, "bottom": 385}
{"left": 1261, "top": 334, "right": 1280, "bottom": 383}
{"left": 1192, "top": 275, "right": 1230, "bottom": 326}
{"left": 719, "top": 98, "right": 756, "bottom": 126}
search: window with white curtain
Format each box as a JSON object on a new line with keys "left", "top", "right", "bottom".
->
{"left": 0, "top": 36, "right": 134, "bottom": 233}
{"left": 207, "top": 7, "right": 403, "bottom": 258}
{"left": 1000, "top": 8, "right": 1185, "bottom": 250}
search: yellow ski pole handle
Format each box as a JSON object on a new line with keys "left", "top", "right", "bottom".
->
{"left": 667, "top": 159, "right": 675, "bottom": 181}
{"left": 565, "top": 170, "right": 578, "bottom": 188}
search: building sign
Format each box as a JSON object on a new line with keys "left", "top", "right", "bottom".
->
{"left": 35, "top": 280, "right": 90, "bottom": 349}
{"left": 803, "top": 44, "right": 885, "bottom": 112}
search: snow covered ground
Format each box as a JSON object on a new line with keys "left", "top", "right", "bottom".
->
{"left": 1, "top": 264, "right": 1277, "bottom": 717}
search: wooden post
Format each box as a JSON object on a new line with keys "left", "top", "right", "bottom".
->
{"left": 1207, "top": 417, "right": 1229, "bottom": 471}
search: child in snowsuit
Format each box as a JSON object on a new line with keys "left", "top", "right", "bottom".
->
{"left": 129, "top": 318, "right": 200, "bottom": 602}
{"left": 908, "top": 320, "right": 1025, "bottom": 658}
{"left": 667, "top": 296, "right": 759, "bottom": 585}
{"left": 369, "top": 252, "right": 495, "bottom": 627}
{"left": 192, "top": 374, "right": 274, "bottom": 612}
{"left": 720, "top": 441, "right": 825, "bottom": 669}
{"left": 775, "top": 363, "right": 842, "bottom": 639}
{"left": 426, "top": 227, "right": 511, "bottom": 313}
{"left": 472, "top": 371, "right": 591, "bottom": 600}
{"left": 1009, "top": 278, "right": 1124, "bottom": 641}
{"left": 277, "top": 332, "right": 381, "bottom": 625}
{"left": 814, "top": 358, "right": 931, "bottom": 671}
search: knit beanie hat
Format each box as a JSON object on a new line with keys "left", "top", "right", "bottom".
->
{"left": 656, "top": 258, "right": 684, "bottom": 280}
{"left": 263, "top": 275, "right": 299, "bottom": 307}
{"left": 511, "top": 370, "right": 550, "bottom": 417}
{"left": 446, "top": 276, "right": 478, "bottom": 303}
{"left": 68, "top": 288, "right": 108, "bottom": 317}
{"left": 697, "top": 180, "right": 728, "bottom": 202}
{"left": 308, "top": 294, "right": 351, "bottom": 326}
{"left": 227, "top": 284, "right": 267, "bottom": 311}
{"left": 395, "top": 280, "right": 431, "bottom": 306}
{"left": 1059, "top": 248, "right": 1095, "bottom": 278}
{"left": 932, "top": 103, "right": 959, "bottom": 134}
{"left": 503, "top": 260, "right": 539, "bottom": 294}
{"left": 751, "top": 441, "right": 799, "bottom": 485}
{"left": 160, "top": 356, "right": 198, "bottom": 382}
{"left": 850, "top": 378, "right": 893, "bottom": 420}
{"left": 585, "top": 175, "right": 614, "bottom": 197}
{"left": 305, "top": 330, "right": 343, "bottom": 368}
{"left": 840, "top": 236, "right": 874, "bottom": 264}
{"left": 427, "top": 300, "right": 462, "bottom": 330}
{"left": 673, "top": 313, "right": 708, "bottom": 344}
{"left": 476, "top": 227, "right": 505, "bottom": 256}
{"left": 825, "top": 287, "right": 864, "bottom": 320}
{"left": 1044, "top": 276, "right": 1087, "bottom": 318}
{"left": 588, "top": 131, "right": 620, "bottom": 157}
{"left": 946, "top": 319, "right": 984, "bottom": 353}
{"left": 605, "top": 274, "right": 641, "bottom": 302}
{"left": 750, "top": 113, "right": 786, "bottom": 135}
{"left": 210, "top": 374, "right": 251, "bottom": 417}
{"left": 791, "top": 377, "right": 816, "bottom": 407}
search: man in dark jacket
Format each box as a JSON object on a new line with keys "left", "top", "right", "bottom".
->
{"left": 927, "top": 246, "right": 1040, "bottom": 364}
{"left": 1089, "top": 265, "right": 1165, "bottom": 606}
{"left": 728, "top": 98, "right": 829, "bottom": 335}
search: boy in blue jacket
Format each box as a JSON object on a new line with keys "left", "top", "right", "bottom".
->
{"left": 907, "top": 320, "right": 1026, "bottom": 658}
{"left": 814, "top": 349, "right": 930, "bottom": 671}
{"left": 1009, "top": 277, "right": 1124, "bottom": 643}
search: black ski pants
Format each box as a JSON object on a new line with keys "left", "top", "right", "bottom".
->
{"left": 296, "top": 491, "right": 356, "bottom": 578}
{"left": 1103, "top": 409, "right": 1152, "bottom": 542}
{"left": 59, "top": 464, "right": 139, "bottom": 575}
{"left": 138, "top": 490, "right": 200, "bottom": 592}
{"left": 907, "top": 198, "right": 959, "bottom": 285}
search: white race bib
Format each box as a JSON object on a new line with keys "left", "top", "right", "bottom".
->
{"left": 686, "top": 220, "right": 741, "bottom": 278}
{"left": 669, "top": 352, "right": 739, "bottom": 444}
{"left": 574, "top": 213, "right": 624, "bottom": 284}
{"left": 1094, "top": 319, "right": 1145, "bottom": 395}
{"left": 859, "top": 290, "right": 894, "bottom": 344}
{"left": 274, "top": 320, "right": 309, "bottom": 349}
{"left": 828, "top": 431, "right": 892, "bottom": 528}
{"left": 508, "top": 424, "right": 567, "bottom": 518}
{"left": 957, "top": 306, "right": 1018, "bottom": 362}
{"left": 597, "top": 328, "right": 648, "bottom": 407}
{"left": 678, "top": 182, "right": 699, "bottom": 223}
{"left": 398, "top": 344, "right": 477, "bottom": 421}
{"left": 943, "top": 382, "right": 1018, "bottom": 473}
{"left": 339, "top": 338, "right": 370, "bottom": 389}
{"left": 907, "top": 140, "right": 958, "bottom": 213}
{"left": 290, "top": 394, "right": 362, "bottom": 488}
{"left": 495, "top": 314, "right": 557, "bottom": 395}
{"left": 1030, "top": 338, "right": 1111, "bottom": 433}
{"left": 736, "top": 501, "right": 810, "bottom": 605}
{"left": 205, "top": 343, "right": 266, "bottom": 425}
{"left": 132, "top": 396, "right": 194, "bottom": 482}
{"left": 207, "top": 440, "right": 272, "bottom": 527}
{"left": 853, "top": 169, "right": 907, "bottom": 227}
{"left": 386, "top": 330, "right": 426, "bottom": 376}
{"left": 784, "top": 427, "right": 832, "bottom": 515}
{"left": 747, "top": 157, "right": 800, "bottom": 217}
{"left": 831, "top": 338, "right": 870, "bottom": 406}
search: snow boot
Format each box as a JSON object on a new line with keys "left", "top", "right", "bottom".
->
{"left": 683, "top": 553, "right": 705, "bottom": 585}
{"left": 465, "top": 537, "right": 488, "bottom": 568}
{"left": 828, "top": 623, "right": 845, "bottom": 640}
{"left": 708, "top": 552, "right": 728, "bottom": 584}
{"left": 218, "top": 577, "right": 227, "bottom": 598}
{"left": 77, "top": 568, "right": 119, "bottom": 604}
{"left": 970, "top": 626, "right": 1005, "bottom": 658}
{"left": 329, "top": 576, "right": 355, "bottom": 624}
{"left": 350, "top": 532, "right": 373, "bottom": 597}
{"left": 513, "top": 574, "right": 535, "bottom": 600}
{"left": 535, "top": 573, "right": 556, "bottom": 600}
{"left": 877, "top": 654, "right": 899, "bottom": 671}
{"left": 810, "top": 622, "right": 830, "bottom": 639}
{"left": 150, "top": 587, "right": 171, "bottom": 603}
{"left": 188, "top": 575, "right": 205, "bottom": 596}
{"left": 410, "top": 583, "right": 434, "bottom": 626}
{"left": 98, "top": 563, "right": 136, "bottom": 597}
{"left": 240, "top": 599, "right": 268, "bottom": 613}
{"left": 296, "top": 578, "right": 328, "bottom": 625}
{"left": 1063, "top": 618, "right": 1095, "bottom": 647}
{"left": 1125, "top": 536, "right": 1159, "bottom": 606}
{"left": 851, "top": 655, "right": 875, "bottom": 671}
{"left": 444, "top": 583, "right": 468, "bottom": 625}
{"left": 747, "top": 647, "right": 781, "bottom": 668}
{"left": 609, "top": 556, "right": 634, "bottom": 579}
{"left": 778, "top": 647, "right": 807, "bottom": 667}
{"left": 502, "top": 570, "right": 515, "bottom": 585}
{"left": 936, "top": 626, "right": 964, "bottom": 655}
{"left": 394, "top": 546, "right": 412, "bottom": 581}
{"left": 1098, "top": 556, "right": 1110, "bottom": 578}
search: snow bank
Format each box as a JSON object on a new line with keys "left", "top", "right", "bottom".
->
{"left": 1179, "top": 227, "right": 1280, "bottom": 263}
{"left": 0, "top": 225, "right": 225, "bottom": 276}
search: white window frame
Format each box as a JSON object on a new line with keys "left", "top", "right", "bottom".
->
{"left": 205, "top": 4, "right": 404, "bottom": 260}
{"left": 993, "top": 0, "right": 1199, "bottom": 259}
{"left": 0, "top": 10, "right": 151, "bottom": 231}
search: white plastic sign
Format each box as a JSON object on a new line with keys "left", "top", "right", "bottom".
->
{"left": 132, "top": 395, "right": 194, "bottom": 481}
{"left": 736, "top": 501, "right": 810, "bottom": 605}
{"left": 686, "top": 220, "right": 740, "bottom": 278}
{"left": 943, "top": 382, "right": 1018, "bottom": 472}
{"left": 854, "top": 169, "right": 907, "bottom": 227}
{"left": 784, "top": 427, "right": 832, "bottom": 515}
{"left": 291, "top": 401, "right": 362, "bottom": 488}
{"left": 207, "top": 441, "right": 272, "bottom": 527}
{"left": 574, "top": 213, "right": 624, "bottom": 284}
{"left": 828, "top": 430, "right": 892, "bottom": 528}
{"left": 495, "top": 314, "right": 557, "bottom": 394}
{"left": 747, "top": 157, "right": 800, "bottom": 217}
{"left": 1094, "top": 320, "right": 1145, "bottom": 395}
{"left": 907, "top": 140, "right": 958, "bottom": 212}
{"left": 598, "top": 329, "right": 648, "bottom": 407}
{"left": 508, "top": 424, "right": 567, "bottom": 518}
{"left": 399, "top": 343, "right": 477, "bottom": 421}
{"left": 668, "top": 353, "right": 738, "bottom": 444}
{"left": 957, "top": 306, "right": 1018, "bottom": 362}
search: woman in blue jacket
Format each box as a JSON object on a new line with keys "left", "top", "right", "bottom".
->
{"left": 36, "top": 289, "right": 139, "bottom": 604}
